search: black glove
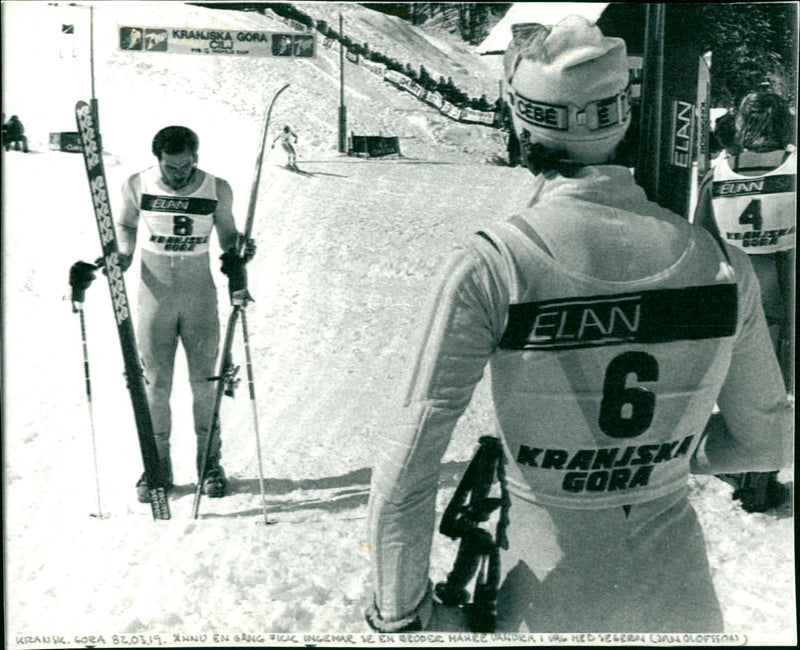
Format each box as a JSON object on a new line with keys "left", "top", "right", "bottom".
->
{"left": 244, "top": 237, "right": 256, "bottom": 262}
{"left": 69, "top": 261, "right": 98, "bottom": 303}
{"left": 234, "top": 235, "right": 256, "bottom": 262}
{"left": 93, "top": 253, "right": 133, "bottom": 274}
{"left": 220, "top": 248, "right": 252, "bottom": 305}
{"left": 220, "top": 248, "right": 245, "bottom": 277}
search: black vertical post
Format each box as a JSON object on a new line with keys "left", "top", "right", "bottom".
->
{"left": 338, "top": 14, "right": 347, "bottom": 153}
{"left": 635, "top": 3, "right": 665, "bottom": 204}
{"left": 635, "top": 3, "right": 705, "bottom": 218}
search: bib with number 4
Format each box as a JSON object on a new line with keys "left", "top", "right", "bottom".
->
{"left": 710, "top": 151, "right": 796, "bottom": 254}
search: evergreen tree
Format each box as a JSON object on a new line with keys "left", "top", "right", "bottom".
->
{"left": 698, "top": 3, "right": 797, "bottom": 105}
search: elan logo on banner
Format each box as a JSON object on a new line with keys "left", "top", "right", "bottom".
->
{"left": 118, "top": 26, "right": 315, "bottom": 58}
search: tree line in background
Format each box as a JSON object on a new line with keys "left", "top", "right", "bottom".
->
{"left": 265, "top": 2, "right": 497, "bottom": 112}
{"left": 695, "top": 3, "right": 797, "bottom": 108}
{"left": 190, "top": 2, "right": 797, "bottom": 111}
{"left": 362, "top": 2, "right": 512, "bottom": 44}
{"left": 189, "top": 2, "right": 500, "bottom": 111}
{"left": 359, "top": 2, "right": 797, "bottom": 109}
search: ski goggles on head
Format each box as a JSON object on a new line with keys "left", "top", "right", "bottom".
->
{"left": 512, "top": 85, "right": 631, "bottom": 132}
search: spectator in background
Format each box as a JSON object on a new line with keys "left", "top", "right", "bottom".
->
{"left": 694, "top": 90, "right": 795, "bottom": 513}
{"left": 4, "top": 115, "right": 29, "bottom": 153}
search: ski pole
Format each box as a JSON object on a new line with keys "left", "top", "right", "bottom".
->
{"left": 241, "top": 309, "right": 275, "bottom": 525}
{"left": 192, "top": 305, "right": 241, "bottom": 519}
{"left": 192, "top": 84, "right": 290, "bottom": 520}
{"left": 73, "top": 298, "right": 105, "bottom": 519}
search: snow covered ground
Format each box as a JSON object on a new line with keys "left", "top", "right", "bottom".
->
{"left": 2, "top": 2, "right": 795, "bottom": 648}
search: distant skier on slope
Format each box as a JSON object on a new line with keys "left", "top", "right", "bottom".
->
{"left": 272, "top": 125, "right": 299, "bottom": 169}
{"left": 70, "top": 126, "right": 256, "bottom": 504}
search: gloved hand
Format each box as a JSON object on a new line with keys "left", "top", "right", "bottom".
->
{"left": 220, "top": 248, "right": 253, "bottom": 306}
{"left": 69, "top": 261, "right": 98, "bottom": 304}
{"left": 220, "top": 248, "right": 245, "bottom": 276}
{"left": 234, "top": 234, "right": 256, "bottom": 262}
{"left": 118, "top": 253, "right": 134, "bottom": 271}
{"left": 93, "top": 253, "right": 133, "bottom": 274}
{"left": 245, "top": 238, "right": 256, "bottom": 262}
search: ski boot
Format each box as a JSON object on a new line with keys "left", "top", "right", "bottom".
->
{"left": 136, "top": 460, "right": 173, "bottom": 503}
{"left": 136, "top": 474, "right": 174, "bottom": 503}
{"left": 202, "top": 464, "right": 227, "bottom": 498}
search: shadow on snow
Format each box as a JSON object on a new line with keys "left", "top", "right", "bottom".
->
{"left": 175, "top": 459, "right": 473, "bottom": 519}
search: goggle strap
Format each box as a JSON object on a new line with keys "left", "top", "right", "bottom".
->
{"left": 514, "top": 84, "right": 631, "bottom": 132}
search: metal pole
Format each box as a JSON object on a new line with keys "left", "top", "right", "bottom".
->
{"left": 192, "top": 306, "right": 240, "bottom": 519}
{"left": 89, "top": 5, "right": 101, "bottom": 153}
{"left": 240, "top": 310, "right": 275, "bottom": 526}
{"left": 338, "top": 14, "right": 347, "bottom": 153}
{"left": 89, "top": 5, "right": 95, "bottom": 99}
{"left": 75, "top": 302, "right": 106, "bottom": 518}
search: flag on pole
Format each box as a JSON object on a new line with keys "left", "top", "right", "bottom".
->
{"left": 60, "top": 24, "right": 76, "bottom": 57}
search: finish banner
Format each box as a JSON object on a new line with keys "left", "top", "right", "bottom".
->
{"left": 118, "top": 26, "right": 315, "bottom": 58}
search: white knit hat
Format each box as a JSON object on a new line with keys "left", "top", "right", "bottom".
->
{"left": 504, "top": 15, "right": 631, "bottom": 164}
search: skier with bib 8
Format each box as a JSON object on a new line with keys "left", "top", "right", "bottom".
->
{"left": 72, "top": 126, "right": 255, "bottom": 503}
{"left": 365, "top": 17, "right": 792, "bottom": 633}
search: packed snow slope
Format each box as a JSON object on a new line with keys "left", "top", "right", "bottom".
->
{"left": 2, "top": 0, "right": 506, "bottom": 180}
{"left": 2, "top": 1, "right": 795, "bottom": 646}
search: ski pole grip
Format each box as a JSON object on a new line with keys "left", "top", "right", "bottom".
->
{"left": 69, "top": 261, "right": 97, "bottom": 306}
{"left": 72, "top": 286, "right": 87, "bottom": 305}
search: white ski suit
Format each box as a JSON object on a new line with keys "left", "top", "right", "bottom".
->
{"left": 118, "top": 166, "right": 238, "bottom": 476}
{"left": 367, "top": 165, "right": 792, "bottom": 633}
{"left": 695, "top": 148, "right": 796, "bottom": 387}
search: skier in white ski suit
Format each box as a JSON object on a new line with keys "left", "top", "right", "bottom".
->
{"left": 693, "top": 90, "right": 795, "bottom": 513}
{"left": 272, "top": 125, "right": 298, "bottom": 169}
{"left": 365, "top": 17, "right": 793, "bottom": 633}
{"left": 117, "top": 125, "right": 254, "bottom": 502}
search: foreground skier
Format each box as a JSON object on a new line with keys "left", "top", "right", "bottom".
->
{"left": 365, "top": 16, "right": 792, "bottom": 633}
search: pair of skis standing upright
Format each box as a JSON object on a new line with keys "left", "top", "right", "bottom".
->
{"left": 73, "top": 84, "right": 290, "bottom": 521}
